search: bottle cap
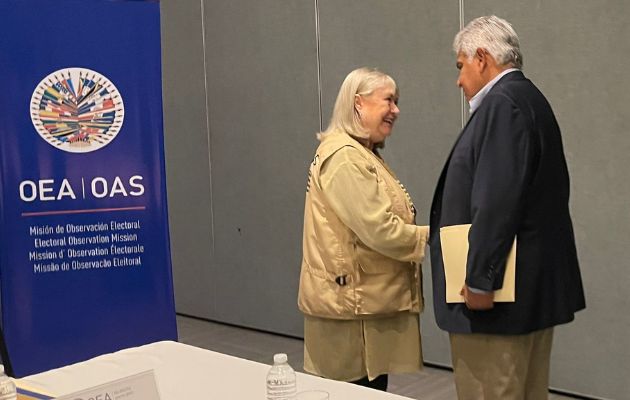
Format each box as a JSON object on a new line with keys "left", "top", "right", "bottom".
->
{"left": 273, "top": 353, "right": 288, "bottom": 364}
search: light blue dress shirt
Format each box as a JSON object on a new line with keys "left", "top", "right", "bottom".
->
{"left": 468, "top": 68, "right": 520, "bottom": 114}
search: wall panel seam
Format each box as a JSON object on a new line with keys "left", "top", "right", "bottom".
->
{"left": 459, "top": 0, "right": 466, "bottom": 129}
{"left": 314, "top": 0, "right": 323, "bottom": 133}
{"left": 200, "top": 0, "right": 215, "bottom": 254}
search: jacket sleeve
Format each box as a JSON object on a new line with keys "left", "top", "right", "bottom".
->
{"left": 466, "top": 93, "right": 536, "bottom": 291}
{"left": 319, "top": 146, "right": 428, "bottom": 263}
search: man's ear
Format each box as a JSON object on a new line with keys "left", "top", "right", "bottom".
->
{"left": 475, "top": 48, "right": 487, "bottom": 61}
{"left": 475, "top": 48, "right": 489, "bottom": 71}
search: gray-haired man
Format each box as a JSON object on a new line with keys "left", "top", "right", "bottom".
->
{"left": 430, "top": 15, "right": 585, "bottom": 399}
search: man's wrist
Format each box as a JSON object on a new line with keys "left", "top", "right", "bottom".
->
{"left": 468, "top": 286, "right": 491, "bottom": 294}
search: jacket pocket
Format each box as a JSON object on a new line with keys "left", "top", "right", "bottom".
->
{"left": 356, "top": 244, "right": 405, "bottom": 275}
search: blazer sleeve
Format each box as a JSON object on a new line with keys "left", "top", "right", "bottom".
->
{"left": 466, "top": 93, "right": 536, "bottom": 291}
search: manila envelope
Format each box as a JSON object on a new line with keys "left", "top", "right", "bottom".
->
{"left": 440, "top": 224, "right": 516, "bottom": 303}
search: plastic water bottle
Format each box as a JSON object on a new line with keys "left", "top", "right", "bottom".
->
{"left": 0, "top": 365, "right": 16, "bottom": 400}
{"left": 266, "top": 353, "right": 297, "bottom": 400}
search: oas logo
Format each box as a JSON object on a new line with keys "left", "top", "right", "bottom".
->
{"left": 30, "top": 67, "right": 124, "bottom": 153}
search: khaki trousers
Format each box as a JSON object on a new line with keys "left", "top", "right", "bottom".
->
{"left": 449, "top": 328, "right": 554, "bottom": 400}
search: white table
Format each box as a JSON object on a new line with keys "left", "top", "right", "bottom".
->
{"left": 16, "top": 341, "right": 415, "bottom": 399}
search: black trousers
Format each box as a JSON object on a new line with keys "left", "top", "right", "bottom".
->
{"left": 350, "top": 374, "right": 388, "bottom": 391}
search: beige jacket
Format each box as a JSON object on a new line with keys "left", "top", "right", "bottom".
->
{"left": 298, "top": 131, "right": 429, "bottom": 319}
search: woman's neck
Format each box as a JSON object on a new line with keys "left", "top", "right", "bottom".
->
{"left": 353, "top": 136, "right": 374, "bottom": 150}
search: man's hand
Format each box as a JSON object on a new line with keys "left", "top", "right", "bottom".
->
{"left": 460, "top": 285, "right": 494, "bottom": 310}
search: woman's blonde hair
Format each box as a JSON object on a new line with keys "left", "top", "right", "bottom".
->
{"left": 319, "top": 67, "right": 397, "bottom": 140}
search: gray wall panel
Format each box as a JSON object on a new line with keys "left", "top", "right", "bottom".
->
{"left": 203, "top": 0, "right": 319, "bottom": 336}
{"left": 161, "top": 0, "right": 216, "bottom": 318}
{"left": 318, "top": 0, "right": 461, "bottom": 366}
{"left": 464, "top": 2, "right": 629, "bottom": 398}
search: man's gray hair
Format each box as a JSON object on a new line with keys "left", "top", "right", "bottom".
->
{"left": 453, "top": 15, "right": 523, "bottom": 69}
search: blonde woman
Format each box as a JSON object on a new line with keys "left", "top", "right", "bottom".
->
{"left": 298, "top": 67, "right": 429, "bottom": 391}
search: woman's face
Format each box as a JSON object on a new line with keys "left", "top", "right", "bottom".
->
{"left": 355, "top": 85, "right": 400, "bottom": 144}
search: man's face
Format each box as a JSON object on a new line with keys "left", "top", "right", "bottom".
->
{"left": 456, "top": 51, "right": 487, "bottom": 101}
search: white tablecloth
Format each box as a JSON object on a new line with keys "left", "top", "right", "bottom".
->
{"left": 16, "top": 341, "right": 415, "bottom": 399}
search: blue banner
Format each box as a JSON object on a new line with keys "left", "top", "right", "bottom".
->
{"left": 0, "top": 0, "right": 177, "bottom": 376}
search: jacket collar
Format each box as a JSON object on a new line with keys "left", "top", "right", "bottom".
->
{"left": 469, "top": 68, "right": 520, "bottom": 113}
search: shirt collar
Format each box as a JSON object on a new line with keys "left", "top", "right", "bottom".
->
{"left": 468, "top": 68, "right": 519, "bottom": 113}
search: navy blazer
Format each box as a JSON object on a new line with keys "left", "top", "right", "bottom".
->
{"left": 429, "top": 71, "right": 585, "bottom": 334}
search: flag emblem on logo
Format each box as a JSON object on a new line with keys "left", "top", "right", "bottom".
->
{"left": 30, "top": 68, "right": 125, "bottom": 153}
